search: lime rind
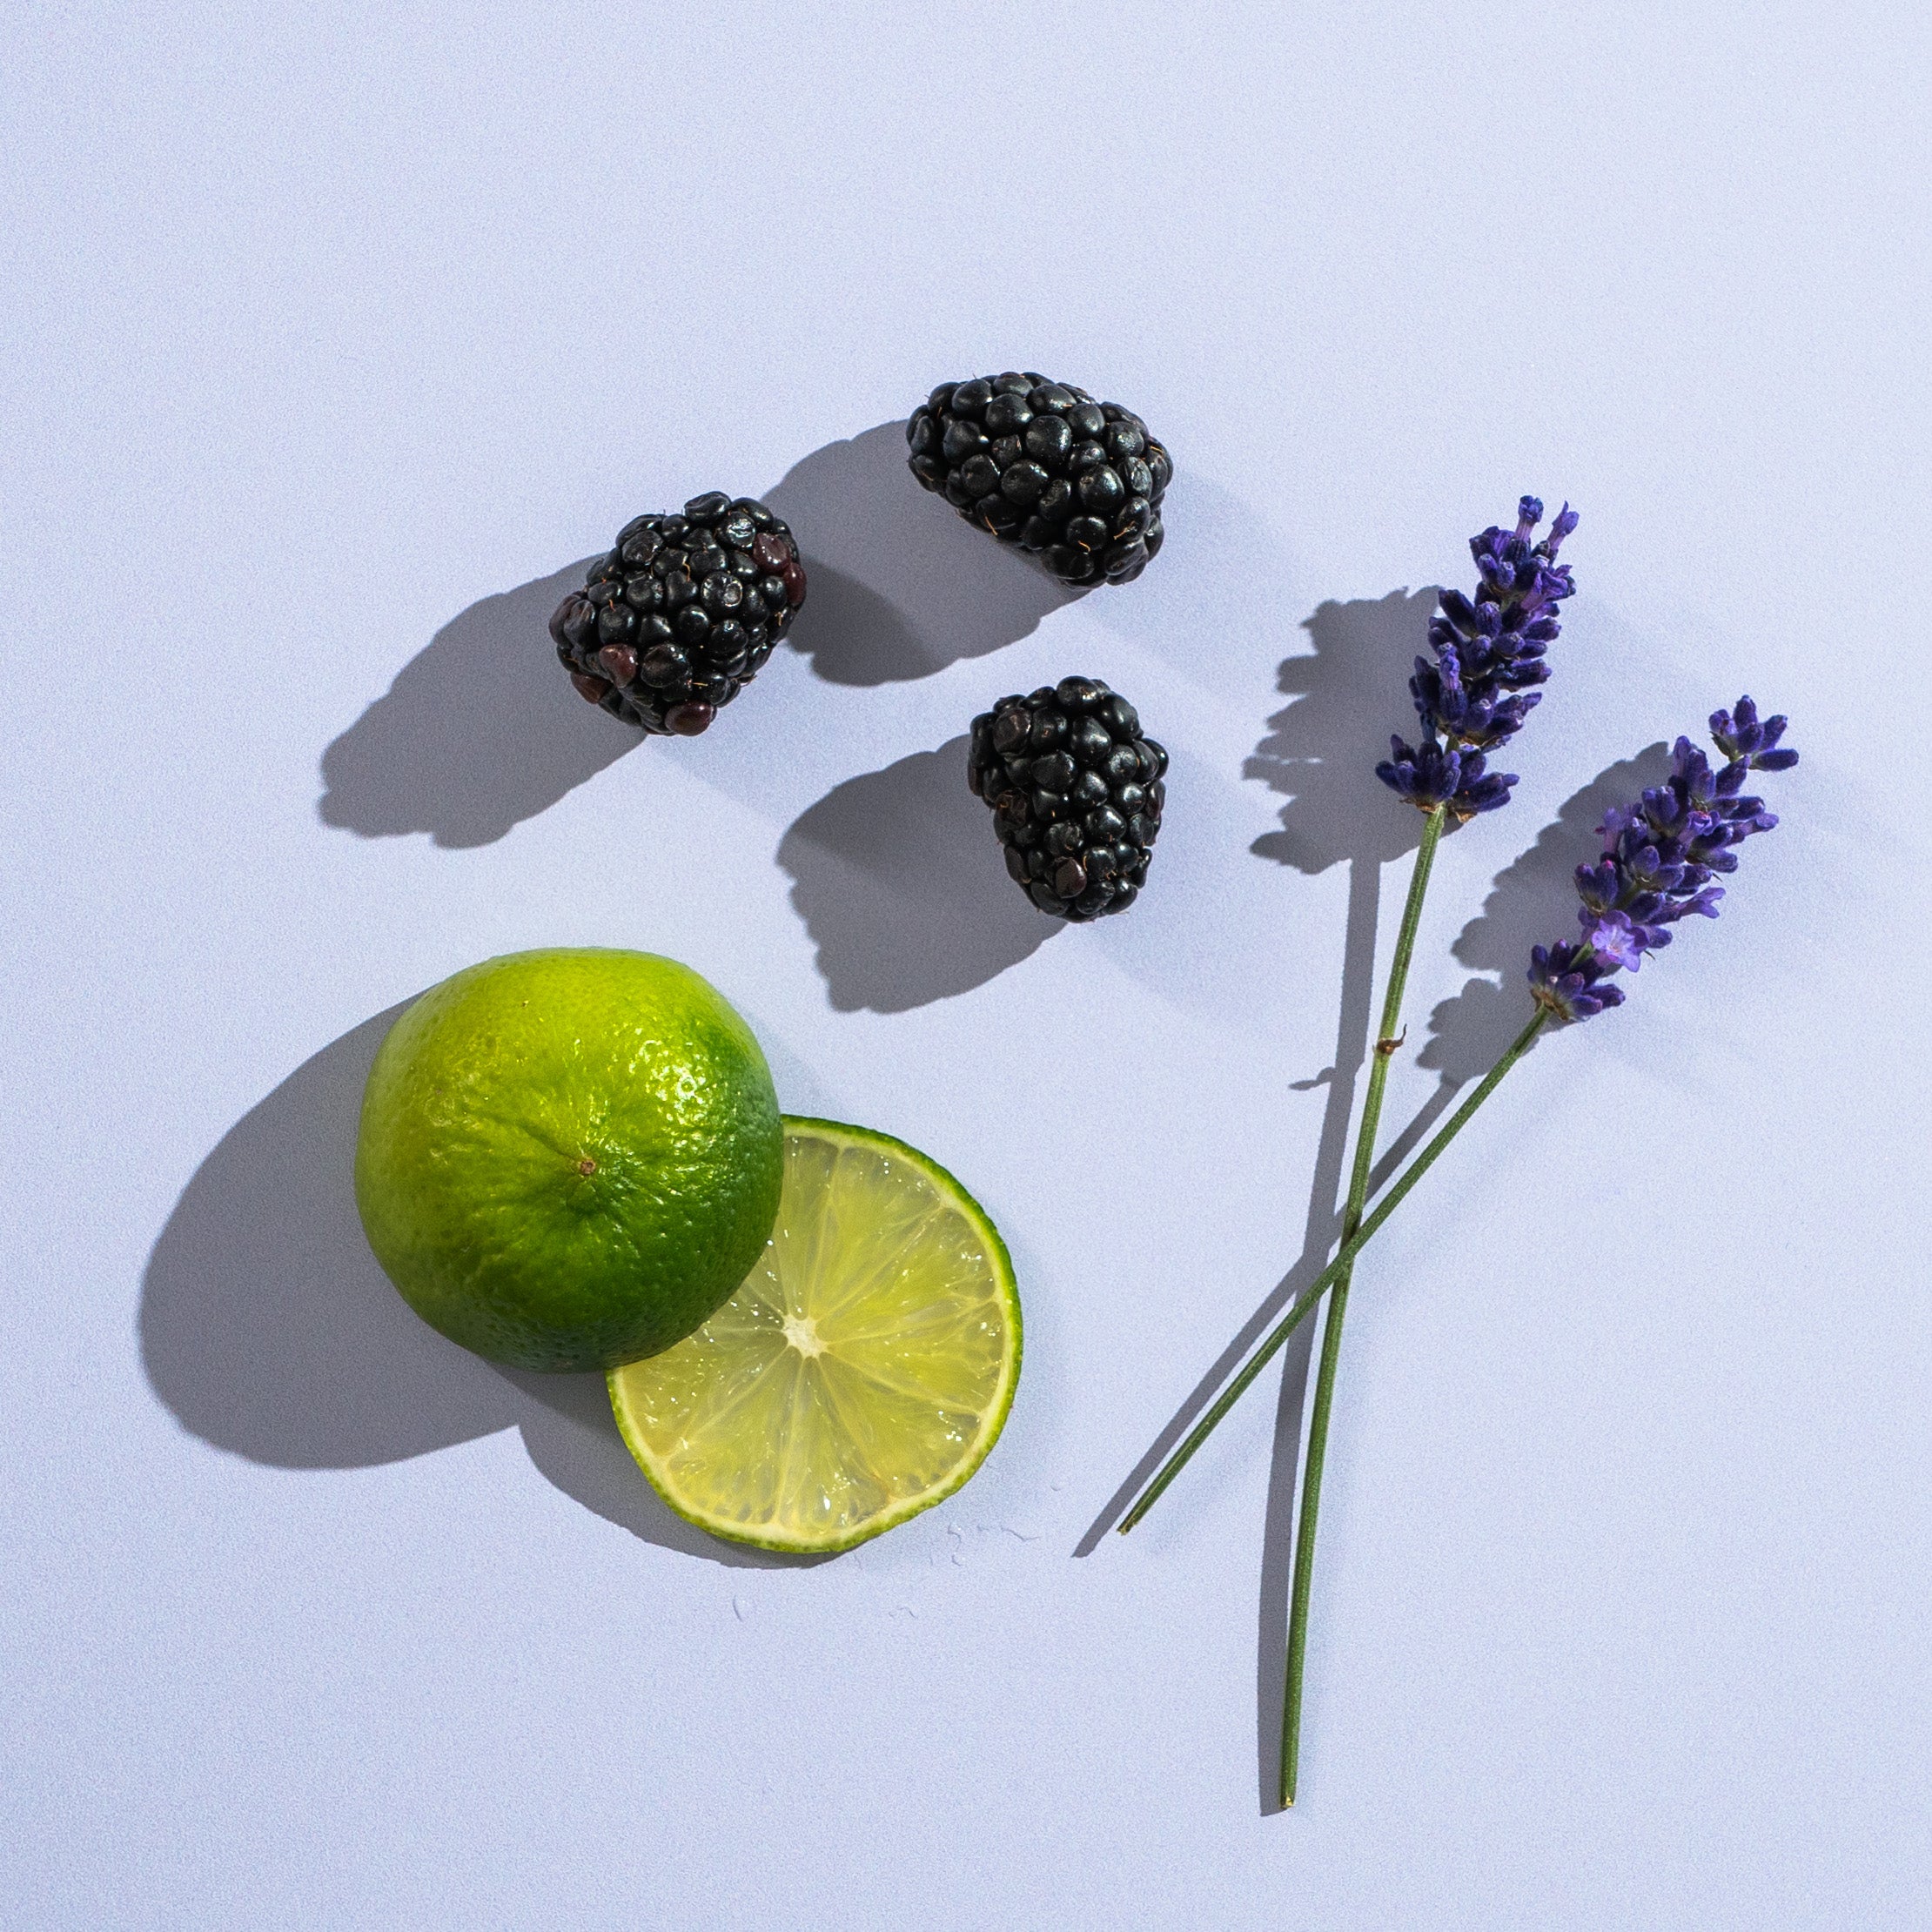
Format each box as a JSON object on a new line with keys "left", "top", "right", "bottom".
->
{"left": 607, "top": 1117, "right": 1021, "bottom": 1554}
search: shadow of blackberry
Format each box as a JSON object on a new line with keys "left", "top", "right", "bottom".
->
{"left": 317, "top": 558, "right": 632, "bottom": 849}
{"left": 765, "top": 423, "right": 1083, "bottom": 687}
{"left": 777, "top": 736, "right": 1057, "bottom": 1014}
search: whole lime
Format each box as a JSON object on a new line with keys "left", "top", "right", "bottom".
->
{"left": 354, "top": 949, "right": 783, "bottom": 1372}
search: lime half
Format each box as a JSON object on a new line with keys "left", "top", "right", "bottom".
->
{"left": 608, "top": 1117, "right": 1021, "bottom": 1553}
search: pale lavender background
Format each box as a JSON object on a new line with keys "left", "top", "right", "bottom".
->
{"left": 3, "top": 4, "right": 1927, "bottom": 1927}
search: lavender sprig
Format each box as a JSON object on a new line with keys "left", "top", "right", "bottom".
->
{"left": 1120, "top": 690, "right": 1797, "bottom": 1814}
{"left": 1276, "top": 496, "right": 1576, "bottom": 1804}
{"left": 1122, "top": 698, "right": 1800, "bottom": 1538}
{"left": 1377, "top": 498, "right": 1579, "bottom": 820}
{"left": 1530, "top": 699, "right": 1798, "bottom": 1021}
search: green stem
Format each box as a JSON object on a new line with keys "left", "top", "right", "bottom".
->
{"left": 1117, "top": 1007, "right": 1548, "bottom": 1536}
{"left": 1279, "top": 805, "right": 1444, "bottom": 1807}
{"left": 1280, "top": 1272, "right": 1349, "bottom": 1807}
{"left": 1351, "top": 808, "right": 1447, "bottom": 1242}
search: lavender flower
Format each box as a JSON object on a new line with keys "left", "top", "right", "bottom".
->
{"left": 1377, "top": 496, "right": 1579, "bottom": 820}
{"left": 1525, "top": 940, "right": 1627, "bottom": 1021}
{"left": 1529, "top": 697, "right": 1798, "bottom": 1022}
{"left": 1711, "top": 694, "right": 1799, "bottom": 770}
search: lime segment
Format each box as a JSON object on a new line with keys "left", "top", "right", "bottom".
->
{"left": 608, "top": 1118, "right": 1021, "bottom": 1553}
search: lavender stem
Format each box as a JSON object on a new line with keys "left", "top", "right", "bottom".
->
{"left": 1279, "top": 802, "right": 1445, "bottom": 1806}
{"left": 1117, "top": 1009, "right": 1549, "bottom": 1536}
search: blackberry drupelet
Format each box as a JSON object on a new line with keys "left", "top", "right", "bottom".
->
{"left": 968, "top": 677, "right": 1168, "bottom": 920}
{"left": 907, "top": 374, "right": 1171, "bottom": 587}
{"left": 549, "top": 493, "right": 806, "bottom": 735}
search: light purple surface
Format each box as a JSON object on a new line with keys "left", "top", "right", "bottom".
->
{"left": 3, "top": 6, "right": 1927, "bottom": 1926}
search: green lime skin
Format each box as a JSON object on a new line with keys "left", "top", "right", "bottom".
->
{"left": 354, "top": 949, "right": 782, "bottom": 1372}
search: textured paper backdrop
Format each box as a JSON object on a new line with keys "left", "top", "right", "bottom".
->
{"left": 3, "top": 4, "right": 1926, "bottom": 1927}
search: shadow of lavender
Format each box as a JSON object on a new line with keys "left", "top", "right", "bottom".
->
{"left": 1243, "top": 589, "right": 1445, "bottom": 1810}
{"left": 1075, "top": 586, "right": 1447, "bottom": 1806}
{"left": 1246, "top": 589, "right": 1439, "bottom": 877}
{"left": 1421, "top": 745, "right": 1673, "bottom": 1082}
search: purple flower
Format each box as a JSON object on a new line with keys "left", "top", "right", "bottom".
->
{"left": 1527, "top": 940, "right": 1627, "bottom": 1021}
{"left": 1527, "top": 698, "right": 1798, "bottom": 1022}
{"left": 1377, "top": 737, "right": 1516, "bottom": 816}
{"left": 1578, "top": 909, "right": 1658, "bottom": 971}
{"left": 1377, "top": 497, "right": 1578, "bottom": 819}
{"left": 1710, "top": 695, "right": 1799, "bottom": 771}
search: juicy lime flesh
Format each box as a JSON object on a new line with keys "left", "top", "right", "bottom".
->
{"left": 609, "top": 1119, "right": 1020, "bottom": 1553}
{"left": 355, "top": 949, "right": 782, "bottom": 1372}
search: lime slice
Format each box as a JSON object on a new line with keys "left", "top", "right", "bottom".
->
{"left": 607, "top": 1117, "right": 1021, "bottom": 1553}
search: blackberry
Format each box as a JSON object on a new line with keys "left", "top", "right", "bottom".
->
{"left": 968, "top": 677, "right": 1168, "bottom": 921}
{"left": 548, "top": 493, "right": 806, "bottom": 735}
{"left": 906, "top": 373, "right": 1171, "bottom": 587}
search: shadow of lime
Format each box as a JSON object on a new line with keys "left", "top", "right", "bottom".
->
{"left": 139, "top": 1006, "right": 823, "bottom": 1567}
